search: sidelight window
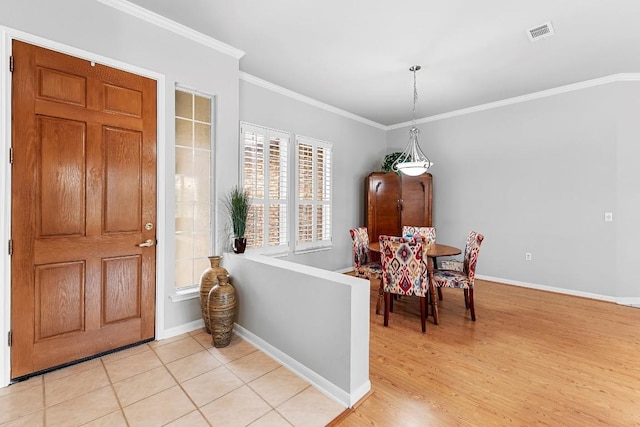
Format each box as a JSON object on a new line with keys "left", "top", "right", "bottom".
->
{"left": 174, "top": 88, "right": 213, "bottom": 289}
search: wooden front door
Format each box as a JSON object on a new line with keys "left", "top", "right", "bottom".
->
{"left": 10, "top": 41, "right": 157, "bottom": 378}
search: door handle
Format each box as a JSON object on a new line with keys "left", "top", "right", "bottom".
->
{"left": 138, "top": 239, "right": 155, "bottom": 247}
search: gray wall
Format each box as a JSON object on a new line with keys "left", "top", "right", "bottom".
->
{"left": 224, "top": 253, "right": 370, "bottom": 407}
{"left": 387, "top": 82, "right": 640, "bottom": 300}
{"left": 0, "top": 0, "right": 240, "bottom": 332}
{"left": 239, "top": 80, "right": 387, "bottom": 270}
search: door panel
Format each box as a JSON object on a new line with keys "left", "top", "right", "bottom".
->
{"left": 102, "top": 256, "right": 142, "bottom": 324}
{"left": 366, "top": 172, "right": 401, "bottom": 243}
{"left": 11, "top": 40, "right": 157, "bottom": 378}
{"left": 38, "top": 117, "right": 86, "bottom": 237}
{"left": 104, "top": 127, "right": 142, "bottom": 233}
{"left": 400, "top": 174, "right": 433, "bottom": 228}
{"left": 35, "top": 262, "right": 85, "bottom": 339}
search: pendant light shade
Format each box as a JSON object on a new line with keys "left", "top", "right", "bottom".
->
{"left": 392, "top": 65, "right": 433, "bottom": 176}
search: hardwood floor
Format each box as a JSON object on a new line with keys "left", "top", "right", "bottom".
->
{"left": 336, "top": 279, "right": 640, "bottom": 426}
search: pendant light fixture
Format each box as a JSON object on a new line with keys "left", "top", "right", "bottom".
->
{"left": 392, "top": 65, "right": 433, "bottom": 176}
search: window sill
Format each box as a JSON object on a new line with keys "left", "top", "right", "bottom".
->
{"left": 293, "top": 245, "right": 332, "bottom": 255}
{"left": 169, "top": 286, "right": 199, "bottom": 303}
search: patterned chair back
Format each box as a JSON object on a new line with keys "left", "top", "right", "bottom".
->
{"left": 463, "top": 231, "right": 484, "bottom": 283}
{"left": 379, "top": 235, "right": 428, "bottom": 297}
{"left": 402, "top": 226, "right": 436, "bottom": 245}
{"left": 349, "top": 227, "right": 371, "bottom": 269}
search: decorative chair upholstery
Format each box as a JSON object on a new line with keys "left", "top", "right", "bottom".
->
{"left": 432, "top": 231, "right": 484, "bottom": 321}
{"left": 349, "top": 227, "right": 382, "bottom": 280}
{"left": 402, "top": 226, "right": 436, "bottom": 245}
{"left": 403, "top": 226, "right": 440, "bottom": 301}
{"left": 379, "top": 235, "right": 429, "bottom": 333}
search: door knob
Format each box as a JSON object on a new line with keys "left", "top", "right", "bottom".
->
{"left": 138, "top": 239, "right": 155, "bottom": 247}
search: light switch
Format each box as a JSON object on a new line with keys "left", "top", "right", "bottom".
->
{"left": 604, "top": 212, "right": 613, "bottom": 222}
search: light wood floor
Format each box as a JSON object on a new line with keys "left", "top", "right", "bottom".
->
{"left": 335, "top": 279, "right": 640, "bottom": 426}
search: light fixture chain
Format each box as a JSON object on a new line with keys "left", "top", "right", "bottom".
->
{"left": 412, "top": 68, "right": 418, "bottom": 125}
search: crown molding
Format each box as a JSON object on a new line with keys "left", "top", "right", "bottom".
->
{"left": 95, "top": 0, "right": 245, "bottom": 59}
{"left": 388, "top": 73, "right": 640, "bottom": 130}
{"left": 239, "top": 72, "right": 387, "bottom": 130}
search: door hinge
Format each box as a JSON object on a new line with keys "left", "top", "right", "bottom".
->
{"left": 9, "top": 147, "right": 13, "bottom": 164}
{"left": 7, "top": 331, "right": 11, "bottom": 347}
{"left": 8, "top": 239, "right": 13, "bottom": 256}
{"left": 9, "top": 55, "right": 13, "bottom": 72}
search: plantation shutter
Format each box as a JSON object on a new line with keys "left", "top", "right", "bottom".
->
{"left": 240, "top": 122, "right": 289, "bottom": 253}
{"left": 295, "top": 135, "right": 333, "bottom": 252}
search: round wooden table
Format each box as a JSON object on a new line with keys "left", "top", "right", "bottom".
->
{"left": 369, "top": 242, "right": 461, "bottom": 325}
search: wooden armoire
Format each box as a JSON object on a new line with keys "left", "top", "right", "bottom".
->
{"left": 365, "top": 172, "right": 433, "bottom": 244}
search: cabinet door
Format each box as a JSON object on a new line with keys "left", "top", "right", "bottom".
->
{"left": 400, "top": 174, "right": 433, "bottom": 227}
{"left": 366, "top": 172, "right": 401, "bottom": 243}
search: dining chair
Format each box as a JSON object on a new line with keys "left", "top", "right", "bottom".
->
{"left": 432, "top": 231, "right": 484, "bottom": 321}
{"left": 349, "top": 227, "right": 382, "bottom": 280}
{"left": 402, "top": 226, "right": 436, "bottom": 245}
{"left": 379, "top": 235, "right": 429, "bottom": 333}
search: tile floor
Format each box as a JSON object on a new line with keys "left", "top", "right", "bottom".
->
{"left": 0, "top": 330, "right": 346, "bottom": 427}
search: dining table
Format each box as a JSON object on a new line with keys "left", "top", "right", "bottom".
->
{"left": 369, "top": 241, "right": 461, "bottom": 325}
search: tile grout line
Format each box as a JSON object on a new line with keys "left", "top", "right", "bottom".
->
{"left": 100, "top": 356, "right": 131, "bottom": 427}
{"left": 152, "top": 336, "right": 214, "bottom": 427}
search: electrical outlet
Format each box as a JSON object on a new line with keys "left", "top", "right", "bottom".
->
{"left": 525, "top": 252, "right": 532, "bottom": 261}
{"left": 604, "top": 212, "right": 613, "bottom": 222}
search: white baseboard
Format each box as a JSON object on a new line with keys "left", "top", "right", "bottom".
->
{"left": 233, "top": 324, "right": 355, "bottom": 408}
{"left": 615, "top": 297, "right": 640, "bottom": 307}
{"left": 475, "top": 274, "right": 637, "bottom": 305}
{"left": 158, "top": 319, "right": 204, "bottom": 341}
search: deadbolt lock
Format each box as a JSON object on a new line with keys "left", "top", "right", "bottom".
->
{"left": 145, "top": 223, "right": 154, "bottom": 231}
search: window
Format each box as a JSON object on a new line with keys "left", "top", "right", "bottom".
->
{"left": 175, "top": 88, "right": 213, "bottom": 289}
{"left": 240, "top": 122, "right": 290, "bottom": 254}
{"left": 295, "top": 135, "right": 332, "bottom": 252}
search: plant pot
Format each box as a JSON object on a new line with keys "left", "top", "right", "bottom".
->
{"left": 233, "top": 237, "right": 247, "bottom": 254}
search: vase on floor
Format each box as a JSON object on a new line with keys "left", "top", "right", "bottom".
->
{"left": 207, "top": 274, "right": 237, "bottom": 347}
{"left": 199, "top": 255, "right": 228, "bottom": 334}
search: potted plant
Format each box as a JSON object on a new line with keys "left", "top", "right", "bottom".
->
{"left": 222, "top": 185, "right": 250, "bottom": 253}
{"left": 381, "top": 152, "right": 403, "bottom": 174}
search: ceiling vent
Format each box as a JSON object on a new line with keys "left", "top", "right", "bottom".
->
{"left": 527, "top": 21, "right": 555, "bottom": 42}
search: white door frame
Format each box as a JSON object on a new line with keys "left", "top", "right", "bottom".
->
{"left": 0, "top": 26, "right": 167, "bottom": 387}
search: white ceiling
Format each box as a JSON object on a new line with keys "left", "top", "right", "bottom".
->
{"left": 125, "top": 0, "right": 640, "bottom": 126}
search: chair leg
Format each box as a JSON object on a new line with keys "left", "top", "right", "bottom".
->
{"left": 463, "top": 289, "right": 469, "bottom": 309}
{"left": 468, "top": 288, "right": 476, "bottom": 321}
{"left": 383, "top": 292, "right": 390, "bottom": 327}
{"left": 420, "top": 296, "right": 426, "bottom": 333}
{"left": 437, "top": 288, "right": 443, "bottom": 301}
{"left": 376, "top": 278, "right": 383, "bottom": 315}
{"left": 430, "top": 282, "right": 439, "bottom": 325}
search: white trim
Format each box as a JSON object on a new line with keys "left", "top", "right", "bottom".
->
{"left": 161, "top": 319, "right": 204, "bottom": 340}
{"left": 233, "top": 324, "right": 354, "bottom": 408}
{"left": 0, "top": 26, "right": 167, "bottom": 385}
{"left": 95, "top": 0, "right": 245, "bottom": 60}
{"left": 240, "top": 72, "right": 386, "bottom": 130}
{"left": 388, "top": 73, "right": 640, "bottom": 130}
{"left": 1, "top": 29, "right": 11, "bottom": 389}
{"left": 242, "top": 71, "right": 640, "bottom": 132}
{"left": 476, "top": 274, "right": 618, "bottom": 303}
{"left": 615, "top": 298, "right": 640, "bottom": 308}
{"left": 168, "top": 287, "right": 199, "bottom": 303}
